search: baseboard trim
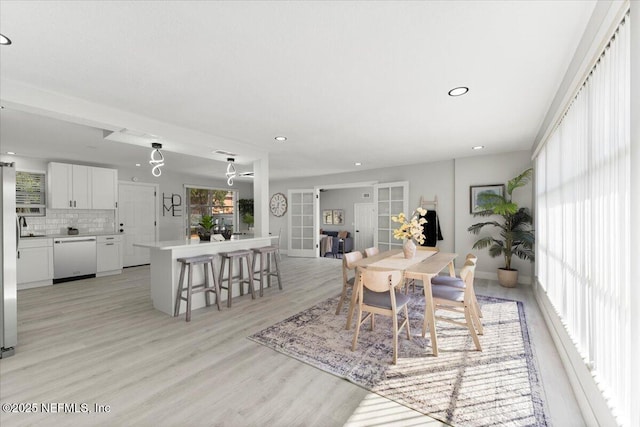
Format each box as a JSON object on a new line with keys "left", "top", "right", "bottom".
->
{"left": 470, "top": 270, "right": 532, "bottom": 285}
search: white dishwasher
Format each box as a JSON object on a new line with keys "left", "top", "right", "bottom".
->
{"left": 53, "top": 236, "right": 97, "bottom": 282}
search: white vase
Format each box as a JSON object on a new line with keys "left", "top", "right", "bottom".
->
{"left": 403, "top": 239, "right": 416, "bottom": 259}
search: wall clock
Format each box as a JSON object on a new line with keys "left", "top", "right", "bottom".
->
{"left": 270, "top": 192, "right": 288, "bottom": 217}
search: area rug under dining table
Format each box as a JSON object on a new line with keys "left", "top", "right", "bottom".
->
{"left": 248, "top": 291, "right": 549, "bottom": 426}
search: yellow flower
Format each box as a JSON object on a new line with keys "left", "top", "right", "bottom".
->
{"left": 391, "top": 207, "right": 427, "bottom": 244}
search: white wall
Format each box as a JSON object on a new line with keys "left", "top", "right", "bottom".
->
{"left": 270, "top": 150, "right": 534, "bottom": 282}
{"left": 116, "top": 166, "right": 253, "bottom": 241}
{"left": 454, "top": 151, "right": 533, "bottom": 281}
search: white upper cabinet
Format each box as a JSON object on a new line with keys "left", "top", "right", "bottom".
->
{"left": 48, "top": 162, "right": 117, "bottom": 210}
{"left": 91, "top": 167, "right": 118, "bottom": 209}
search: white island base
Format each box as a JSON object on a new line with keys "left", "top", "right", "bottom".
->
{"left": 135, "top": 236, "right": 273, "bottom": 316}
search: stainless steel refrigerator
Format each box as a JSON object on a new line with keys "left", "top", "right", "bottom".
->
{"left": 1, "top": 162, "right": 17, "bottom": 358}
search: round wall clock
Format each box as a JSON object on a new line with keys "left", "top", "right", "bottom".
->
{"left": 270, "top": 192, "right": 288, "bottom": 217}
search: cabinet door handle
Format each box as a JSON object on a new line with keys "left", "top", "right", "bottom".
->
{"left": 17, "top": 250, "right": 20, "bottom": 259}
{"left": 69, "top": 200, "right": 73, "bottom": 207}
{"left": 106, "top": 243, "right": 114, "bottom": 246}
{"left": 73, "top": 200, "right": 77, "bottom": 207}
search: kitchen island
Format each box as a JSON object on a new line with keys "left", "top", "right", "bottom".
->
{"left": 135, "top": 236, "right": 273, "bottom": 316}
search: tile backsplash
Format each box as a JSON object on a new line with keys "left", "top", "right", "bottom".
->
{"left": 20, "top": 210, "right": 116, "bottom": 236}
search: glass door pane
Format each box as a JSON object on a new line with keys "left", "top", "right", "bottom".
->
{"left": 288, "top": 189, "right": 316, "bottom": 257}
{"left": 374, "top": 182, "right": 409, "bottom": 251}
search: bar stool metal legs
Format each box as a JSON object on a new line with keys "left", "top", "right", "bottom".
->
{"left": 174, "top": 254, "right": 221, "bottom": 322}
{"left": 251, "top": 246, "right": 283, "bottom": 297}
{"left": 219, "top": 250, "right": 255, "bottom": 307}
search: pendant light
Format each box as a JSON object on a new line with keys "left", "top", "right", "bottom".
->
{"left": 149, "top": 142, "right": 164, "bottom": 177}
{"left": 226, "top": 158, "right": 236, "bottom": 186}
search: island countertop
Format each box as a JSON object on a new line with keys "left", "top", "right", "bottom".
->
{"left": 134, "top": 235, "right": 271, "bottom": 250}
{"left": 134, "top": 235, "right": 274, "bottom": 316}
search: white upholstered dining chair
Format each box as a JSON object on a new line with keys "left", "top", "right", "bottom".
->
{"left": 351, "top": 268, "right": 411, "bottom": 364}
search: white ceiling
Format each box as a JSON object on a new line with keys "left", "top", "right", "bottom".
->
{"left": 0, "top": 1, "right": 596, "bottom": 180}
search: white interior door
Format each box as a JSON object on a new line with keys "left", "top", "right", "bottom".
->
{"left": 374, "top": 181, "right": 409, "bottom": 252}
{"left": 118, "top": 182, "right": 158, "bottom": 267}
{"left": 354, "top": 203, "right": 375, "bottom": 251}
{"left": 287, "top": 189, "right": 315, "bottom": 257}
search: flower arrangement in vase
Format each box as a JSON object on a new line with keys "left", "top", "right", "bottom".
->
{"left": 391, "top": 207, "right": 427, "bottom": 259}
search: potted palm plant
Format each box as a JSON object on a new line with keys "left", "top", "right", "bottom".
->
{"left": 197, "top": 214, "right": 215, "bottom": 241}
{"left": 467, "top": 168, "right": 535, "bottom": 287}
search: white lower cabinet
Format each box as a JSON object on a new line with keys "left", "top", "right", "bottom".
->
{"left": 17, "top": 238, "right": 54, "bottom": 289}
{"left": 97, "top": 235, "right": 123, "bottom": 276}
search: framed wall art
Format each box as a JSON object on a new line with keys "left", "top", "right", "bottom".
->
{"left": 332, "top": 209, "right": 344, "bottom": 225}
{"left": 470, "top": 184, "right": 505, "bottom": 213}
{"left": 323, "top": 209, "right": 333, "bottom": 225}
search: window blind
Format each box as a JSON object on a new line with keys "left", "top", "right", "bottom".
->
{"left": 534, "top": 13, "right": 630, "bottom": 425}
{"left": 16, "top": 171, "right": 46, "bottom": 206}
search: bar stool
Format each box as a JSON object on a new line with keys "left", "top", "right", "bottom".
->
{"left": 251, "top": 245, "right": 282, "bottom": 297}
{"left": 174, "top": 254, "right": 221, "bottom": 322}
{"left": 219, "top": 250, "right": 255, "bottom": 307}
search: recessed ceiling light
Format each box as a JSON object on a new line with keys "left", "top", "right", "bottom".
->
{"left": 355, "top": 162, "right": 362, "bottom": 166}
{"left": 274, "top": 136, "right": 287, "bottom": 142}
{"left": 135, "top": 163, "right": 141, "bottom": 167}
{"left": 7, "top": 151, "right": 16, "bottom": 155}
{"left": 0, "top": 34, "right": 12, "bottom": 45}
{"left": 448, "top": 86, "right": 469, "bottom": 97}
{"left": 472, "top": 145, "right": 485, "bottom": 150}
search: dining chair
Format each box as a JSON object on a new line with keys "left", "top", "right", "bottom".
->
{"left": 428, "top": 259, "right": 483, "bottom": 351}
{"left": 431, "top": 253, "right": 482, "bottom": 317}
{"left": 351, "top": 268, "right": 411, "bottom": 364}
{"left": 336, "top": 251, "right": 363, "bottom": 319}
{"left": 405, "top": 246, "right": 440, "bottom": 294}
{"left": 364, "top": 247, "right": 379, "bottom": 257}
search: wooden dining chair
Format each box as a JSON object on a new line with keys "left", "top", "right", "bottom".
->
{"left": 431, "top": 253, "right": 482, "bottom": 318}
{"left": 364, "top": 247, "right": 379, "bottom": 257}
{"left": 427, "top": 259, "right": 483, "bottom": 351}
{"left": 336, "top": 251, "right": 363, "bottom": 320}
{"left": 351, "top": 268, "right": 411, "bottom": 364}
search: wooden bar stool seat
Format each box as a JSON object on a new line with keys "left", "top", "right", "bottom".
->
{"left": 174, "top": 254, "right": 221, "bottom": 322}
{"left": 219, "top": 250, "right": 255, "bottom": 307}
{"left": 251, "top": 245, "right": 282, "bottom": 297}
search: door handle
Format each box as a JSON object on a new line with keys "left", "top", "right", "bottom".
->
{"left": 119, "top": 229, "right": 124, "bottom": 233}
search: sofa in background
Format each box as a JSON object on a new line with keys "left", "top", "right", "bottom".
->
{"left": 320, "top": 230, "right": 354, "bottom": 258}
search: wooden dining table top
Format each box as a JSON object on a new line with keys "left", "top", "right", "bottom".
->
{"left": 354, "top": 249, "right": 457, "bottom": 277}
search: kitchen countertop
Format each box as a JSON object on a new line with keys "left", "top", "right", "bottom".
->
{"left": 134, "top": 235, "right": 264, "bottom": 250}
{"left": 20, "top": 232, "right": 123, "bottom": 239}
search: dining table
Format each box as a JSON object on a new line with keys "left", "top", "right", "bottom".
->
{"left": 350, "top": 248, "right": 458, "bottom": 356}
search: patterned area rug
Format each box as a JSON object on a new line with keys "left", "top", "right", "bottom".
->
{"left": 249, "top": 292, "right": 549, "bottom": 426}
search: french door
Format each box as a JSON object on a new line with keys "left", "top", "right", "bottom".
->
{"left": 374, "top": 181, "right": 409, "bottom": 251}
{"left": 287, "top": 189, "right": 315, "bottom": 257}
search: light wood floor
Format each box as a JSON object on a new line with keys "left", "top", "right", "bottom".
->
{"left": 0, "top": 256, "right": 584, "bottom": 427}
